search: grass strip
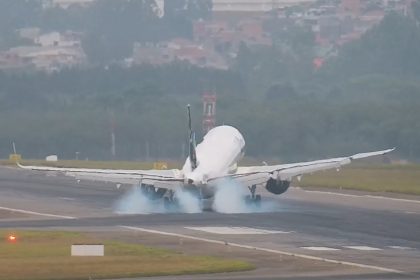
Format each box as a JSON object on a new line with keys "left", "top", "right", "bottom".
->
{"left": 0, "top": 230, "right": 253, "bottom": 280}
{"left": 297, "top": 164, "right": 420, "bottom": 195}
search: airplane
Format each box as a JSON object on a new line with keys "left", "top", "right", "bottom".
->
{"left": 17, "top": 105, "right": 395, "bottom": 211}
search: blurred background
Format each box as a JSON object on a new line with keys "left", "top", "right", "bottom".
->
{"left": 0, "top": 0, "right": 419, "bottom": 162}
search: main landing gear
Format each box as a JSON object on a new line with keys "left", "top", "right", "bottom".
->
{"left": 140, "top": 184, "right": 166, "bottom": 200}
{"left": 163, "top": 190, "right": 178, "bottom": 210}
{"left": 245, "top": 185, "right": 261, "bottom": 207}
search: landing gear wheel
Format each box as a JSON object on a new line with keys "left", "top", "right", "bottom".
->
{"left": 245, "top": 195, "right": 252, "bottom": 205}
{"left": 254, "top": 194, "right": 261, "bottom": 208}
{"left": 164, "top": 190, "right": 179, "bottom": 211}
{"left": 244, "top": 185, "right": 262, "bottom": 207}
{"left": 164, "top": 197, "right": 172, "bottom": 210}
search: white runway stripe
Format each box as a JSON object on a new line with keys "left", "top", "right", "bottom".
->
{"left": 121, "top": 226, "right": 403, "bottom": 274}
{"left": 0, "top": 206, "right": 75, "bottom": 219}
{"left": 185, "top": 226, "right": 291, "bottom": 235}
{"left": 301, "top": 246, "right": 341, "bottom": 251}
{"left": 344, "top": 246, "right": 382, "bottom": 251}
{"left": 388, "top": 246, "right": 412, "bottom": 250}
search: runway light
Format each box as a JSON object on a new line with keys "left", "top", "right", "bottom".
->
{"left": 7, "top": 234, "right": 17, "bottom": 243}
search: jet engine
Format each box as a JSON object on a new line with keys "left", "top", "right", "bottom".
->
{"left": 265, "top": 178, "right": 290, "bottom": 195}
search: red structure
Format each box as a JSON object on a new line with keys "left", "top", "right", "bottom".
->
{"left": 202, "top": 92, "right": 217, "bottom": 134}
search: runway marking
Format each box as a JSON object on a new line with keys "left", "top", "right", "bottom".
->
{"left": 344, "top": 246, "right": 382, "bottom": 251}
{"left": 301, "top": 246, "right": 341, "bottom": 251}
{"left": 0, "top": 206, "right": 76, "bottom": 219}
{"left": 388, "top": 246, "right": 412, "bottom": 250}
{"left": 120, "top": 226, "right": 403, "bottom": 274}
{"left": 185, "top": 226, "right": 291, "bottom": 235}
{"left": 58, "top": 197, "right": 75, "bottom": 201}
{"left": 303, "top": 190, "right": 420, "bottom": 204}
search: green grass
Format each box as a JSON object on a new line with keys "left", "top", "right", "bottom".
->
{"left": 297, "top": 164, "right": 420, "bottom": 195}
{"left": 0, "top": 230, "right": 254, "bottom": 280}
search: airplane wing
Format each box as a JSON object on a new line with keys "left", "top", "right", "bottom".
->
{"left": 16, "top": 148, "right": 394, "bottom": 191}
{"left": 213, "top": 148, "right": 395, "bottom": 187}
{"left": 16, "top": 163, "right": 184, "bottom": 189}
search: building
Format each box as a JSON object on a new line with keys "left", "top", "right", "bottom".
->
{"left": 212, "top": 0, "right": 316, "bottom": 13}
{"left": 43, "top": 0, "right": 95, "bottom": 9}
{"left": 4, "top": 45, "right": 86, "bottom": 73}
{"left": 133, "top": 39, "right": 228, "bottom": 70}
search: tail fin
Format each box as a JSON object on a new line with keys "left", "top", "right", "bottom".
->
{"left": 187, "top": 104, "right": 198, "bottom": 170}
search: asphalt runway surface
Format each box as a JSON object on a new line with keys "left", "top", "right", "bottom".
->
{"left": 0, "top": 166, "right": 419, "bottom": 280}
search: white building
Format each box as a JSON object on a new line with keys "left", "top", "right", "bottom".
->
{"left": 212, "top": 0, "right": 316, "bottom": 13}
{"left": 43, "top": 0, "right": 95, "bottom": 9}
{"left": 34, "top": 31, "right": 82, "bottom": 47}
{"left": 7, "top": 45, "right": 86, "bottom": 72}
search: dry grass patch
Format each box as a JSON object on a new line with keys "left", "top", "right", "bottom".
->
{"left": 297, "top": 164, "right": 420, "bottom": 195}
{"left": 0, "top": 230, "right": 253, "bottom": 280}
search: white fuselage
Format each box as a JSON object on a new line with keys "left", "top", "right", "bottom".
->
{"left": 182, "top": 125, "right": 245, "bottom": 185}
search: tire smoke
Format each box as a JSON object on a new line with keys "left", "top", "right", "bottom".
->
{"left": 174, "top": 190, "right": 202, "bottom": 213}
{"left": 113, "top": 186, "right": 165, "bottom": 214}
{"left": 113, "top": 186, "right": 202, "bottom": 214}
{"left": 114, "top": 180, "right": 279, "bottom": 214}
{"left": 212, "top": 179, "right": 278, "bottom": 213}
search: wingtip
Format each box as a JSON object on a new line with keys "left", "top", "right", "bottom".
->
{"left": 384, "top": 147, "right": 396, "bottom": 154}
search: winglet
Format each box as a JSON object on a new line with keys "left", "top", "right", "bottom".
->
{"left": 349, "top": 147, "right": 395, "bottom": 161}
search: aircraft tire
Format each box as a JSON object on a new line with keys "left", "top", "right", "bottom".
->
{"left": 245, "top": 195, "right": 252, "bottom": 205}
{"left": 255, "top": 194, "right": 261, "bottom": 207}
{"left": 164, "top": 197, "right": 172, "bottom": 210}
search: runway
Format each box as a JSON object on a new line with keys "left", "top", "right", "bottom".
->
{"left": 0, "top": 166, "right": 419, "bottom": 279}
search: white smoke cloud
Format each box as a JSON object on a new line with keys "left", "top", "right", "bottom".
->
{"left": 212, "top": 179, "right": 249, "bottom": 213}
{"left": 113, "top": 181, "right": 279, "bottom": 214}
{"left": 113, "top": 186, "right": 165, "bottom": 214}
{"left": 212, "top": 179, "right": 278, "bottom": 213}
{"left": 114, "top": 186, "right": 203, "bottom": 214}
{"left": 174, "top": 190, "right": 202, "bottom": 213}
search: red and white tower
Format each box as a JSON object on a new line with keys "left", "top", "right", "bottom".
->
{"left": 202, "top": 92, "right": 217, "bottom": 134}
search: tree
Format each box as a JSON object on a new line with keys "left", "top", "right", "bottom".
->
{"left": 164, "top": 0, "right": 186, "bottom": 19}
{"left": 413, "top": 0, "right": 420, "bottom": 24}
{"left": 81, "top": 0, "right": 160, "bottom": 63}
{"left": 265, "top": 83, "right": 297, "bottom": 101}
{"left": 321, "top": 12, "right": 420, "bottom": 81}
{"left": 186, "top": 0, "right": 212, "bottom": 20}
{"left": 0, "top": 0, "right": 42, "bottom": 50}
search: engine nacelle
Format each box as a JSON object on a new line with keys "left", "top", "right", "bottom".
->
{"left": 265, "top": 178, "right": 290, "bottom": 195}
